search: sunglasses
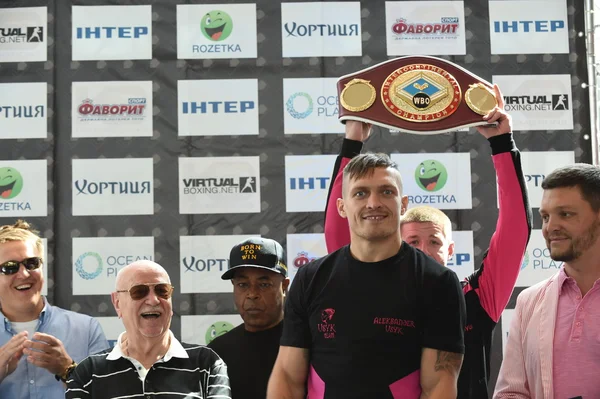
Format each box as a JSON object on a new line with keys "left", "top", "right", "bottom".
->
{"left": 0, "top": 257, "right": 43, "bottom": 275}
{"left": 116, "top": 283, "right": 174, "bottom": 300}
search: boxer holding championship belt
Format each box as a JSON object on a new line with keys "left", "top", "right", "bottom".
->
{"left": 338, "top": 55, "right": 498, "bottom": 134}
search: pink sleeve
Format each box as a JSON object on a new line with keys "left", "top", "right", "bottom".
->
{"left": 324, "top": 139, "right": 363, "bottom": 254}
{"left": 324, "top": 156, "right": 352, "bottom": 253}
{"left": 469, "top": 142, "right": 532, "bottom": 323}
{"left": 493, "top": 297, "right": 532, "bottom": 398}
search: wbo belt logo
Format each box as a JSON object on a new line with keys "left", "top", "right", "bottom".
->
{"left": 201, "top": 10, "right": 233, "bottom": 41}
{"left": 382, "top": 65, "right": 461, "bottom": 123}
{"left": 0, "top": 167, "right": 24, "bottom": 200}
{"left": 415, "top": 160, "right": 448, "bottom": 192}
{"left": 205, "top": 321, "right": 234, "bottom": 344}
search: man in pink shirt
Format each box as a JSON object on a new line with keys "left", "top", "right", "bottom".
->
{"left": 494, "top": 163, "right": 600, "bottom": 399}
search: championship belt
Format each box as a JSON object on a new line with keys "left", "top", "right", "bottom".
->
{"left": 337, "top": 55, "right": 498, "bottom": 134}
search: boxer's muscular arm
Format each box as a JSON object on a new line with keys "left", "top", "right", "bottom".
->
{"left": 420, "top": 348, "right": 463, "bottom": 399}
{"left": 267, "top": 347, "right": 309, "bottom": 399}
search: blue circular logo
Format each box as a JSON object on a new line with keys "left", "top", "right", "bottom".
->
{"left": 286, "top": 92, "right": 313, "bottom": 119}
{"left": 75, "top": 252, "right": 103, "bottom": 280}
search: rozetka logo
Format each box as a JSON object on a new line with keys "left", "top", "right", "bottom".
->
{"left": 415, "top": 160, "right": 448, "bottom": 192}
{"left": 0, "top": 167, "right": 24, "bottom": 200}
{"left": 205, "top": 321, "right": 235, "bottom": 344}
{"left": 201, "top": 10, "right": 233, "bottom": 42}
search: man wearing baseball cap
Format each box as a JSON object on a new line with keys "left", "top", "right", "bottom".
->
{"left": 208, "top": 237, "right": 290, "bottom": 399}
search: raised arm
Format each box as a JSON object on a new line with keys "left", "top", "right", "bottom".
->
{"left": 324, "top": 121, "right": 370, "bottom": 253}
{"left": 467, "top": 84, "right": 533, "bottom": 322}
{"left": 267, "top": 347, "right": 309, "bottom": 399}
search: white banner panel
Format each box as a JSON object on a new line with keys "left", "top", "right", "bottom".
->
{"left": 178, "top": 79, "right": 259, "bottom": 136}
{"left": 286, "top": 233, "right": 327, "bottom": 285}
{"left": 96, "top": 317, "right": 125, "bottom": 347}
{"left": 180, "top": 234, "right": 260, "bottom": 293}
{"left": 72, "top": 5, "right": 152, "bottom": 61}
{"left": 285, "top": 155, "right": 336, "bottom": 212}
{"left": 181, "top": 314, "right": 243, "bottom": 345}
{"left": 0, "top": 7, "right": 47, "bottom": 62}
{"left": 179, "top": 156, "right": 261, "bottom": 214}
{"left": 0, "top": 82, "right": 46, "bottom": 139}
{"left": 72, "top": 158, "right": 154, "bottom": 216}
{"left": 385, "top": 1, "right": 466, "bottom": 56}
{"left": 283, "top": 78, "right": 343, "bottom": 134}
{"left": 72, "top": 81, "right": 153, "bottom": 138}
{"left": 390, "top": 153, "right": 472, "bottom": 210}
{"left": 516, "top": 229, "right": 562, "bottom": 287}
{"left": 177, "top": 4, "right": 257, "bottom": 59}
{"left": 493, "top": 74, "right": 573, "bottom": 131}
{"left": 0, "top": 160, "right": 47, "bottom": 217}
{"left": 281, "top": 2, "right": 362, "bottom": 57}
{"left": 72, "top": 236, "right": 154, "bottom": 295}
{"left": 447, "top": 230, "right": 475, "bottom": 282}
{"left": 516, "top": 151, "right": 575, "bottom": 208}
{"left": 489, "top": 0, "right": 568, "bottom": 54}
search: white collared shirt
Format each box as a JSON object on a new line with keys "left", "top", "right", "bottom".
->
{"left": 106, "top": 330, "right": 188, "bottom": 382}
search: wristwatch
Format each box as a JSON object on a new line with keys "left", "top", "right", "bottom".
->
{"left": 55, "top": 360, "right": 77, "bottom": 383}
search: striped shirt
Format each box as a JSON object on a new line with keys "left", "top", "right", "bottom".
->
{"left": 65, "top": 331, "right": 231, "bottom": 399}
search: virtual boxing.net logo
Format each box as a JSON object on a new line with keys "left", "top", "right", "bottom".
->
{"left": 503, "top": 94, "right": 569, "bottom": 112}
{"left": 0, "top": 26, "right": 44, "bottom": 43}
{"left": 182, "top": 177, "right": 257, "bottom": 195}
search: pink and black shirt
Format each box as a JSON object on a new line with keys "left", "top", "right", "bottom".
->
{"left": 281, "top": 242, "right": 467, "bottom": 398}
{"left": 322, "top": 133, "right": 532, "bottom": 398}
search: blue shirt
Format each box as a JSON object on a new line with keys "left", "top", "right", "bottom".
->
{"left": 0, "top": 299, "right": 109, "bottom": 399}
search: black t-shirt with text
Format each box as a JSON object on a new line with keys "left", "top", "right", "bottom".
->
{"left": 208, "top": 321, "right": 282, "bottom": 399}
{"left": 281, "top": 244, "right": 466, "bottom": 399}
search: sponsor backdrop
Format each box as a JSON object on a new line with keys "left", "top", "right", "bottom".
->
{"left": 0, "top": 0, "right": 591, "bottom": 394}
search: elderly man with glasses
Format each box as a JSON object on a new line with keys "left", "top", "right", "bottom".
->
{"left": 0, "top": 220, "right": 108, "bottom": 399}
{"left": 66, "top": 260, "right": 231, "bottom": 399}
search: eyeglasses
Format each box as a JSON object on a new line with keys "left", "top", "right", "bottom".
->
{"left": 0, "top": 257, "right": 43, "bottom": 275}
{"left": 116, "top": 283, "right": 174, "bottom": 300}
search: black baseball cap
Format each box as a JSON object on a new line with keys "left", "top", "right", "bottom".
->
{"left": 221, "top": 237, "right": 288, "bottom": 280}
